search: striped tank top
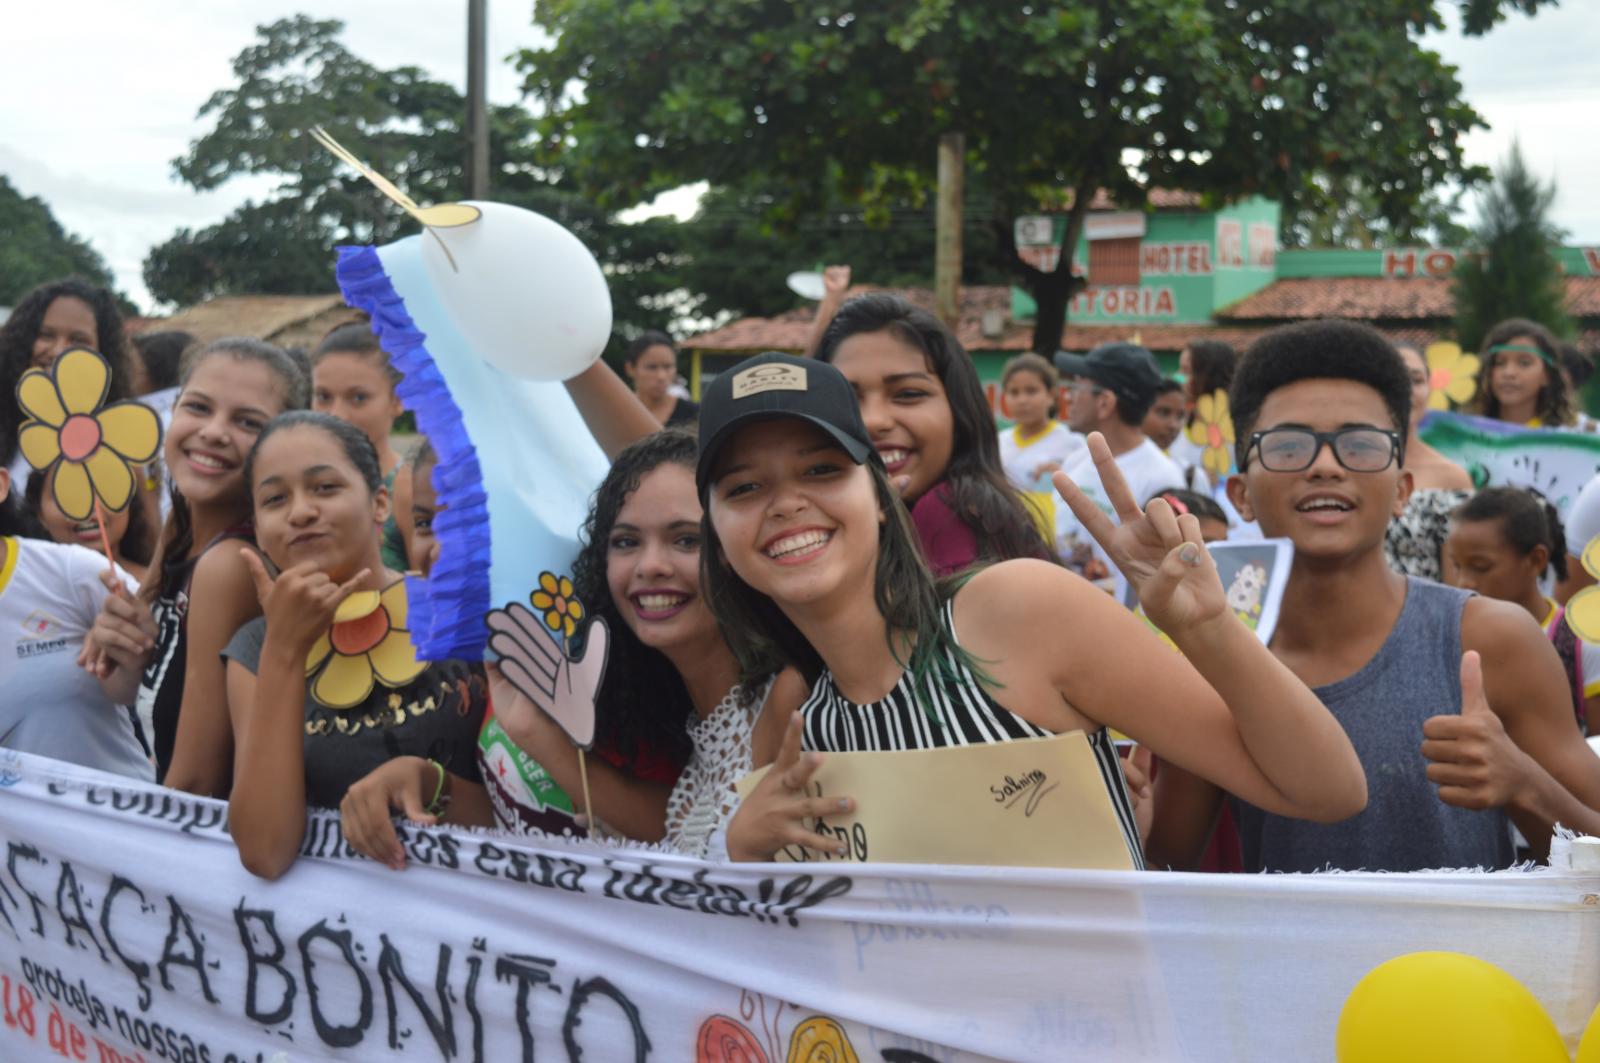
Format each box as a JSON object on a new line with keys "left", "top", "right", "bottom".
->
{"left": 798, "top": 601, "right": 1145, "bottom": 868}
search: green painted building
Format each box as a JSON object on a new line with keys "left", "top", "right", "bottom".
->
{"left": 686, "top": 196, "right": 1600, "bottom": 417}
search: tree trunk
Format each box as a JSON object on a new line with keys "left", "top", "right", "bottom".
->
{"left": 1028, "top": 193, "right": 1090, "bottom": 355}
{"left": 935, "top": 132, "right": 965, "bottom": 328}
{"left": 1029, "top": 271, "right": 1073, "bottom": 355}
{"left": 994, "top": 180, "right": 1094, "bottom": 356}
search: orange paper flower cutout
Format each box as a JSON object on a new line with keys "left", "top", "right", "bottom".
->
{"left": 1184, "top": 389, "right": 1236, "bottom": 478}
{"left": 16, "top": 347, "right": 161, "bottom": 520}
{"left": 305, "top": 580, "right": 426, "bottom": 709}
{"left": 531, "top": 571, "right": 585, "bottom": 639}
{"left": 1424, "top": 342, "right": 1480, "bottom": 411}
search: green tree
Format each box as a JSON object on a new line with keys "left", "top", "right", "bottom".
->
{"left": 0, "top": 176, "right": 119, "bottom": 305}
{"left": 143, "top": 15, "right": 683, "bottom": 351}
{"left": 1282, "top": 182, "right": 1473, "bottom": 250}
{"left": 672, "top": 181, "right": 1008, "bottom": 322}
{"left": 1452, "top": 143, "right": 1571, "bottom": 351}
{"left": 520, "top": 0, "right": 1553, "bottom": 353}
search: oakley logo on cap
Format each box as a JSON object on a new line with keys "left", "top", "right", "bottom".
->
{"left": 731, "top": 363, "right": 807, "bottom": 399}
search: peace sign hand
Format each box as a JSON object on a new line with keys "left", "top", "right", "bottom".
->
{"left": 485, "top": 602, "right": 607, "bottom": 750}
{"left": 240, "top": 550, "right": 371, "bottom": 656}
{"left": 1053, "top": 432, "right": 1227, "bottom": 635}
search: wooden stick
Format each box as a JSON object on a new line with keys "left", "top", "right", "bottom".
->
{"left": 92, "top": 497, "right": 117, "bottom": 572}
{"left": 576, "top": 747, "right": 597, "bottom": 839}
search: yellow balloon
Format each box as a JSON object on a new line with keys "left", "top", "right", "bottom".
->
{"left": 1577, "top": 1001, "right": 1600, "bottom": 1063}
{"left": 1336, "top": 952, "right": 1568, "bottom": 1063}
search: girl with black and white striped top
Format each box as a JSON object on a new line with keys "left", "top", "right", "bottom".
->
{"left": 693, "top": 352, "right": 1367, "bottom": 866}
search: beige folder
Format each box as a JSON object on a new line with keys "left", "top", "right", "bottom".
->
{"left": 733, "top": 731, "right": 1137, "bottom": 870}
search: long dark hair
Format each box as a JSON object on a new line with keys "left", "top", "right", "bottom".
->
{"left": 1184, "top": 340, "right": 1236, "bottom": 425}
{"left": 571, "top": 431, "right": 700, "bottom": 770}
{"left": 1453, "top": 486, "right": 1569, "bottom": 582}
{"left": 1186, "top": 341, "right": 1236, "bottom": 398}
{"left": 25, "top": 467, "right": 156, "bottom": 567}
{"left": 313, "top": 321, "right": 401, "bottom": 387}
{"left": 1474, "top": 318, "right": 1572, "bottom": 427}
{"left": 703, "top": 452, "right": 979, "bottom": 698}
{"left": 0, "top": 417, "right": 45, "bottom": 539}
{"left": 816, "top": 294, "right": 1052, "bottom": 566}
{"left": 624, "top": 331, "right": 677, "bottom": 366}
{"left": 0, "top": 278, "right": 132, "bottom": 408}
{"left": 243, "top": 411, "right": 383, "bottom": 500}
{"left": 141, "top": 337, "right": 309, "bottom": 602}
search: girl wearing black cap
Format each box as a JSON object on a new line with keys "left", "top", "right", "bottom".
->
{"left": 696, "top": 353, "right": 1367, "bottom": 863}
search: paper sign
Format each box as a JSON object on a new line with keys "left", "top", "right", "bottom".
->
{"left": 734, "top": 732, "right": 1136, "bottom": 870}
{"left": 1123, "top": 537, "right": 1294, "bottom": 647}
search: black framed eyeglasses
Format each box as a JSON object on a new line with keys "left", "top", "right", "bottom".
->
{"left": 1243, "top": 427, "right": 1403, "bottom": 473}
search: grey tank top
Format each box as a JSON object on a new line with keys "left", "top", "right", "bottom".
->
{"left": 1236, "top": 577, "right": 1515, "bottom": 873}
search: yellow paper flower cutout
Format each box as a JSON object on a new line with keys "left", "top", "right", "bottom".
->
{"left": 1566, "top": 538, "right": 1600, "bottom": 643}
{"left": 305, "top": 579, "right": 426, "bottom": 710}
{"left": 530, "top": 571, "right": 585, "bottom": 639}
{"left": 16, "top": 347, "right": 161, "bottom": 521}
{"left": 1424, "top": 341, "right": 1480, "bottom": 411}
{"left": 1184, "top": 389, "right": 1236, "bottom": 478}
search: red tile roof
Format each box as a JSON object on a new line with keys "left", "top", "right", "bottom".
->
{"left": 1219, "top": 275, "right": 1600, "bottom": 322}
{"left": 687, "top": 278, "right": 1600, "bottom": 359}
{"left": 1217, "top": 277, "right": 1454, "bottom": 320}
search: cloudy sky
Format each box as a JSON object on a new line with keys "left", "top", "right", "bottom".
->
{"left": 3, "top": 1, "right": 1597, "bottom": 312}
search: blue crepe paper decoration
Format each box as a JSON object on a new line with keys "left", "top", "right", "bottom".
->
{"left": 334, "top": 241, "right": 609, "bottom": 660}
{"left": 337, "top": 244, "right": 490, "bottom": 659}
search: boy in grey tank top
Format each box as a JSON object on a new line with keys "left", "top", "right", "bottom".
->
{"left": 1146, "top": 321, "right": 1600, "bottom": 872}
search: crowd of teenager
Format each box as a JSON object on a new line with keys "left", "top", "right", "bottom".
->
{"left": 5, "top": 271, "right": 1600, "bottom": 880}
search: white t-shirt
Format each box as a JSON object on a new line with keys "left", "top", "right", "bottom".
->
{"left": 0, "top": 537, "right": 151, "bottom": 780}
{"left": 998, "top": 422, "right": 1086, "bottom": 543}
{"left": 1053, "top": 438, "right": 1185, "bottom": 596}
{"left": 1567, "top": 474, "right": 1600, "bottom": 562}
{"left": 142, "top": 385, "right": 180, "bottom": 523}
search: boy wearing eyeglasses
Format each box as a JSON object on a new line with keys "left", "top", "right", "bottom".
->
{"left": 1145, "top": 320, "right": 1600, "bottom": 872}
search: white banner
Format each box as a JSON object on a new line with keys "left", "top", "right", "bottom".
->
{"left": 1, "top": 750, "right": 1598, "bottom": 1062}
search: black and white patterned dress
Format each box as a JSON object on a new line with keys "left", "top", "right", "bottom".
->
{"left": 798, "top": 601, "right": 1145, "bottom": 867}
{"left": 1385, "top": 488, "right": 1470, "bottom": 582}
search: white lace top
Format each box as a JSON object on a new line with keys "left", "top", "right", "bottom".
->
{"left": 662, "top": 678, "right": 774, "bottom": 859}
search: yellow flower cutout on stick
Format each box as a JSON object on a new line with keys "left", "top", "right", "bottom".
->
{"left": 305, "top": 580, "right": 426, "bottom": 710}
{"left": 531, "top": 571, "right": 585, "bottom": 640}
{"left": 1184, "top": 389, "right": 1236, "bottom": 478}
{"left": 1564, "top": 538, "right": 1600, "bottom": 644}
{"left": 1423, "top": 341, "right": 1480, "bottom": 411}
{"left": 16, "top": 347, "right": 161, "bottom": 566}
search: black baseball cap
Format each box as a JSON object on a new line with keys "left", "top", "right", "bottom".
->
{"left": 695, "top": 352, "right": 878, "bottom": 499}
{"left": 1055, "top": 342, "right": 1164, "bottom": 414}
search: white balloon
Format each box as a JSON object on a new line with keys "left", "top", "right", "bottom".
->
{"left": 420, "top": 201, "right": 612, "bottom": 381}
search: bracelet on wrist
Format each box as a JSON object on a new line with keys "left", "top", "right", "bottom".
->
{"left": 424, "top": 759, "right": 450, "bottom": 816}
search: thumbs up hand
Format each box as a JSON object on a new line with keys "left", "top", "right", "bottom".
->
{"left": 1421, "top": 651, "right": 1532, "bottom": 811}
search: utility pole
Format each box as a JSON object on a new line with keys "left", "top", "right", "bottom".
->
{"left": 466, "top": 0, "right": 490, "bottom": 199}
{"left": 934, "top": 132, "right": 964, "bottom": 328}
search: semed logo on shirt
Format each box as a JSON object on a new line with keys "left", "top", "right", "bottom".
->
{"left": 20, "top": 610, "right": 59, "bottom": 639}
{"left": 17, "top": 610, "right": 69, "bottom": 659}
{"left": 731, "top": 363, "right": 807, "bottom": 399}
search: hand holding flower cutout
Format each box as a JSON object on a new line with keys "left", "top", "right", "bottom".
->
{"left": 485, "top": 574, "right": 606, "bottom": 750}
{"left": 16, "top": 347, "right": 161, "bottom": 520}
